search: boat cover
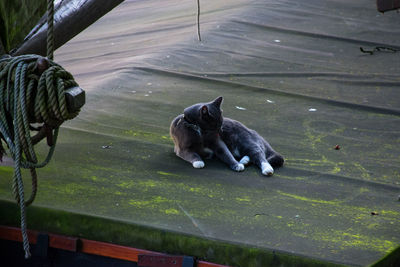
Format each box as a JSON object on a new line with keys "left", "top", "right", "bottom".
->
{"left": 1, "top": 0, "right": 399, "bottom": 266}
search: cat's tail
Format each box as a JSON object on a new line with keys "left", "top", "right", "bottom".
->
{"left": 267, "top": 153, "right": 284, "bottom": 168}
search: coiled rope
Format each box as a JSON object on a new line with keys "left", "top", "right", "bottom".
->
{"left": 0, "top": 54, "right": 80, "bottom": 258}
{"left": 0, "top": 0, "right": 82, "bottom": 258}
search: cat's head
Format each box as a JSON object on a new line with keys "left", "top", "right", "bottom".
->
{"left": 184, "top": 96, "right": 223, "bottom": 132}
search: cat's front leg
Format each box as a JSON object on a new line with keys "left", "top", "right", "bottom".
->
{"left": 176, "top": 149, "right": 205, "bottom": 168}
{"left": 214, "top": 139, "right": 244, "bottom": 172}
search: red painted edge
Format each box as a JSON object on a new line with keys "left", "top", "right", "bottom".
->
{"left": 0, "top": 226, "right": 37, "bottom": 244}
{"left": 0, "top": 225, "right": 230, "bottom": 267}
{"left": 197, "top": 261, "right": 231, "bottom": 267}
{"left": 0, "top": 225, "right": 77, "bottom": 252}
{"left": 50, "top": 233, "right": 78, "bottom": 251}
{"left": 80, "top": 238, "right": 161, "bottom": 262}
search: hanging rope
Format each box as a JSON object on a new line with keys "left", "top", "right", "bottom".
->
{"left": 0, "top": 0, "right": 83, "bottom": 259}
{"left": 47, "top": 0, "right": 55, "bottom": 60}
{"left": 0, "top": 54, "right": 80, "bottom": 258}
{"left": 196, "top": 0, "right": 201, "bottom": 41}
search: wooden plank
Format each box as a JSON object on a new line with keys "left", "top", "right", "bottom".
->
{"left": 0, "top": 225, "right": 77, "bottom": 251}
{"left": 49, "top": 233, "right": 78, "bottom": 252}
{"left": 80, "top": 238, "right": 162, "bottom": 262}
{"left": 197, "top": 261, "right": 231, "bottom": 267}
{"left": 0, "top": 226, "right": 37, "bottom": 244}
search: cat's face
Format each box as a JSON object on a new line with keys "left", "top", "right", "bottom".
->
{"left": 184, "top": 97, "right": 224, "bottom": 132}
{"left": 199, "top": 97, "right": 223, "bottom": 132}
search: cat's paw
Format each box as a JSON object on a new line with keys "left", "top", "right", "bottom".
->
{"left": 233, "top": 163, "right": 245, "bottom": 172}
{"left": 261, "top": 162, "right": 274, "bottom": 176}
{"left": 192, "top": 161, "right": 205, "bottom": 169}
{"left": 239, "top": 156, "right": 250, "bottom": 165}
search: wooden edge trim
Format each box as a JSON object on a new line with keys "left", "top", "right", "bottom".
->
{"left": 197, "top": 260, "right": 231, "bottom": 267}
{"left": 80, "top": 238, "right": 162, "bottom": 262}
{"left": 0, "top": 226, "right": 38, "bottom": 244}
{"left": 0, "top": 225, "right": 231, "bottom": 266}
{"left": 49, "top": 233, "right": 78, "bottom": 251}
{"left": 0, "top": 225, "right": 77, "bottom": 252}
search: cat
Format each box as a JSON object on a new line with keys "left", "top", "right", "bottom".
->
{"left": 170, "top": 96, "right": 284, "bottom": 176}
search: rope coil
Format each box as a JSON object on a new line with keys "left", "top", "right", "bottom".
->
{"left": 0, "top": 0, "right": 85, "bottom": 259}
{"left": 0, "top": 54, "right": 81, "bottom": 258}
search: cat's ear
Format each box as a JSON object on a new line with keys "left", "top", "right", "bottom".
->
{"left": 201, "top": 105, "right": 208, "bottom": 116}
{"left": 213, "top": 96, "right": 223, "bottom": 108}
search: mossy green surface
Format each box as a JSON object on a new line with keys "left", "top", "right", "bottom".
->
{"left": 1, "top": 0, "right": 400, "bottom": 266}
{"left": 0, "top": 200, "right": 344, "bottom": 267}
{"left": 1, "top": 87, "right": 399, "bottom": 266}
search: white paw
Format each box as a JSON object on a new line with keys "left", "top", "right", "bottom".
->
{"left": 192, "top": 161, "right": 205, "bottom": 169}
{"left": 233, "top": 163, "right": 245, "bottom": 172}
{"left": 239, "top": 156, "right": 250, "bottom": 165}
{"left": 261, "top": 162, "right": 274, "bottom": 176}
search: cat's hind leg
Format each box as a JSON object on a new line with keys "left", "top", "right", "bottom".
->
{"left": 251, "top": 152, "right": 274, "bottom": 176}
{"left": 176, "top": 149, "right": 205, "bottom": 168}
{"left": 261, "top": 161, "right": 274, "bottom": 176}
{"left": 263, "top": 140, "right": 284, "bottom": 168}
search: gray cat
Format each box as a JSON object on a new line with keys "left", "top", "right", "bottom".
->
{"left": 170, "top": 96, "right": 284, "bottom": 176}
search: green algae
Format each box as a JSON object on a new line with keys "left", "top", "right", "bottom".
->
{"left": 353, "top": 162, "right": 372, "bottom": 180}
{"left": 277, "top": 191, "right": 342, "bottom": 205}
{"left": 164, "top": 208, "right": 180, "bottom": 215}
{"left": 0, "top": 200, "right": 344, "bottom": 267}
{"left": 2, "top": 147, "right": 398, "bottom": 265}
{"left": 0, "top": 127, "right": 398, "bottom": 266}
{"left": 124, "top": 129, "right": 170, "bottom": 144}
{"left": 286, "top": 156, "right": 344, "bottom": 176}
{"left": 0, "top": 166, "right": 13, "bottom": 173}
{"left": 236, "top": 196, "right": 251, "bottom": 202}
{"left": 157, "top": 171, "right": 180, "bottom": 177}
{"left": 273, "top": 188, "right": 399, "bottom": 256}
{"left": 306, "top": 229, "right": 397, "bottom": 254}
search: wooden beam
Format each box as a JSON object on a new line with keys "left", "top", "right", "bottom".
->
{"left": 12, "top": 0, "right": 125, "bottom": 57}
{"left": 80, "top": 238, "right": 161, "bottom": 262}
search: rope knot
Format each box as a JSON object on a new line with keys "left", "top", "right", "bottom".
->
{"left": 0, "top": 0, "right": 77, "bottom": 259}
{"left": 1, "top": 53, "right": 84, "bottom": 202}
{"left": 0, "top": 53, "right": 85, "bottom": 258}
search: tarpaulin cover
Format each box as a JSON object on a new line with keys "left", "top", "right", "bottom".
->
{"left": 1, "top": 0, "right": 399, "bottom": 266}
